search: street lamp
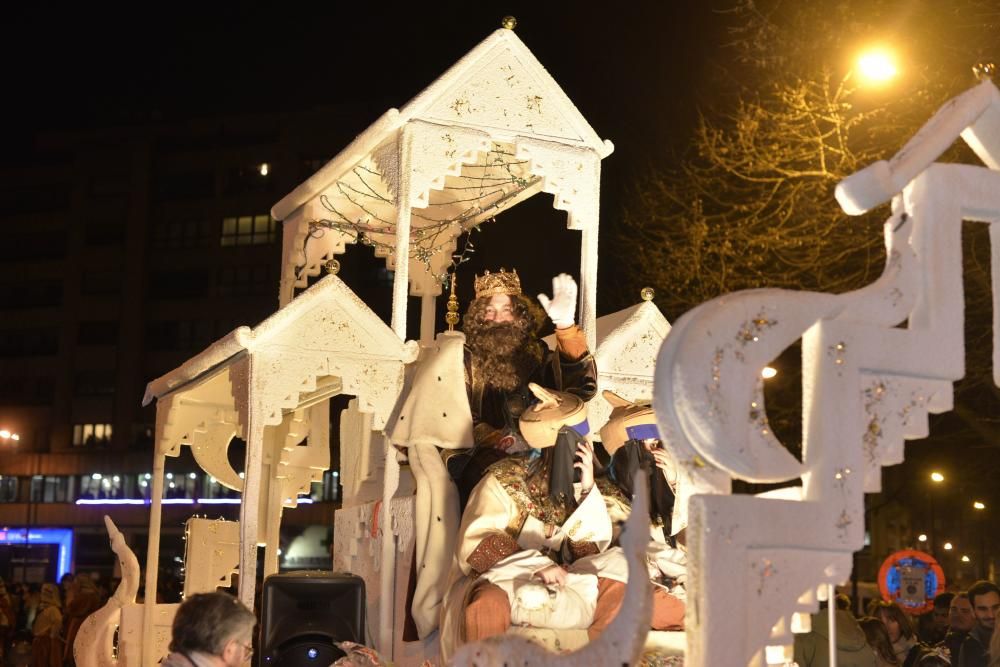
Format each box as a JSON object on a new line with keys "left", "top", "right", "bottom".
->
{"left": 917, "top": 534, "right": 928, "bottom": 543}
{"left": 856, "top": 48, "right": 899, "bottom": 85}
{"left": 761, "top": 366, "right": 778, "bottom": 379}
{"left": 973, "top": 501, "right": 985, "bottom": 510}
{"left": 943, "top": 542, "right": 954, "bottom": 551}
{"left": 961, "top": 555, "right": 971, "bottom": 563}
{"left": 930, "top": 472, "right": 945, "bottom": 483}
{"left": 0, "top": 429, "right": 20, "bottom": 442}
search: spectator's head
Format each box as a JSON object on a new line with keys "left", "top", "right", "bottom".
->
{"left": 949, "top": 592, "right": 974, "bottom": 632}
{"left": 931, "top": 592, "right": 954, "bottom": 632}
{"left": 168, "top": 592, "right": 255, "bottom": 666}
{"left": 835, "top": 593, "right": 852, "bottom": 611}
{"left": 874, "top": 600, "right": 915, "bottom": 644}
{"left": 967, "top": 580, "right": 1000, "bottom": 632}
{"left": 39, "top": 583, "right": 60, "bottom": 609}
{"left": 858, "top": 616, "right": 899, "bottom": 666}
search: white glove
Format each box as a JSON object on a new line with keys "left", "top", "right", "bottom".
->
{"left": 537, "top": 273, "right": 578, "bottom": 328}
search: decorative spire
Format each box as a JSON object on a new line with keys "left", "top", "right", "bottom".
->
{"left": 501, "top": 16, "right": 517, "bottom": 30}
{"left": 446, "top": 273, "right": 460, "bottom": 331}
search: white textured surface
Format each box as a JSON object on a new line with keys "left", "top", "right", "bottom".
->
{"left": 659, "top": 146, "right": 1000, "bottom": 663}
{"left": 271, "top": 28, "right": 611, "bottom": 341}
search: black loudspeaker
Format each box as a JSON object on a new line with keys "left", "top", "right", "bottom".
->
{"left": 260, "top": 571, "right": 366, "bottom": 667}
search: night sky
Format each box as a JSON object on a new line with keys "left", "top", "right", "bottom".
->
{"left": 3, "top": 6, "right": 718, "bottom": 177}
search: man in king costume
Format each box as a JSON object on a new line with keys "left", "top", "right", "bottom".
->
{"left": 448, "top": 269, "right": 598, "bottom": 508}
{"left": 440, "top": 384, "right": 623, "bottom": 658}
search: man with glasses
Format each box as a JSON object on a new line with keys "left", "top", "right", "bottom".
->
{"left": 161, "top": 591, "right": 256, "bottom": 667}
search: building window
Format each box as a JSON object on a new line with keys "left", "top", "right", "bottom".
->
{"left": 310, "top": 470, "right": 340, "bottom": 502}
{"left": 148, "top": 270, "right": 211, "bottom": 300}
{"left": 73, "top": 371, "right": 116, "bottom": 398}
{"left": 216, "top": 265, "right": 272, "bottom": 297}
{"left": 0, "top": 280, "right": 63, "bottom": 309}
{"left": 30, "top": 476, "right": 72, "bottom": 503}
{"left": 0, "top": 328, "right": 59, "bottom": 357}
{"left": 72, "top": 423, "right": 113, "bottom": 447}
{"left": 222, "top": 162, "right": 274, "bottom": 197}
{"left": 153, "top": 216, "right": 212, "bottom": 249}
{"left": 77, "top": 321, "right": 119, "bottom": 346}
{"left": 0, "top": 476, "right": 18, "bottom": 503}
{"left": 81, "top": 270, "right": 122, "bottom": 297}
{"left": 0, "top": 377, "right": 54, "bottom": 406}
{"left": 220, "top": 214, "right": 277, "bottom": 247}
{"left": 76, "top": 473, "right": 124, "bottom": 500}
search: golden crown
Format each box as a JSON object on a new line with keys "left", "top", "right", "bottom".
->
{"left": 474, "top": 268, "right": 521, "bottom": 299}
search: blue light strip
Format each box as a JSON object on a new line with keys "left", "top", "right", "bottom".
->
{"left": 73, "top": 497, "right": 315, "bottom": 506}
{"left": 0, "top": 528, "right": 73, "bottom": 580}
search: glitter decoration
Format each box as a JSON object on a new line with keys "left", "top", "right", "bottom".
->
{"left": 735, "top": 311, "right": 777, "bottom": 346}
{"left": 973, "top": 62, "right": 996, "bottom": 82}
{"left": 828, "top": 341, "right": 847, "bottom": 367}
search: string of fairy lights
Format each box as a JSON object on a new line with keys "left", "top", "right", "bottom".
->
{"left": 299, "top": 144, "right": 540, "bottom": 286}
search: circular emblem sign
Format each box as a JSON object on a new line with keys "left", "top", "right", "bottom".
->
{"left": 877, "top": 549, "right": 946, "bottom": 615}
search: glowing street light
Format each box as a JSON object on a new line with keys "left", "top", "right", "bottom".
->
{"left": 917, "top": 534, "right": 928, "bottom": 542}
{"left": 259, "top": 163, "right": 270, "bottom": 176}
{"left": 930, "top": 472, "right": 945, "bottom": 483}
{"left": 961, "top": 555, "right": 971, "bottom": 563}
{"left": 0, "top": 429, "right": 19, "bottom": 441}
{"left": 943, "top": 542, "right": 954, "bottom": 551}
{"left": 856, "top": 48, "right": 899, "bottom": 85}
{"left": 973, "top": 501, "right": 986, "bottom": 510}
{"left": 761, "top": 366, "right": 778, "bottom": 379}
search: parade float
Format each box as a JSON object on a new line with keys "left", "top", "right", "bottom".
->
{"left": 72, "top": 19, "right": 1000, "bottom": 667}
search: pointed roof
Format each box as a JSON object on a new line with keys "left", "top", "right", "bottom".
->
{"left": 143, "top": 275, "right": 418, "bottom": 406}
{"left": 272, "top": 28, "right": 613, "bottom": 221}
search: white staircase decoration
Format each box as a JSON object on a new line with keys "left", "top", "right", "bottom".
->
{"left": 657, "top": 79, "right": 1000, "bottom": 666}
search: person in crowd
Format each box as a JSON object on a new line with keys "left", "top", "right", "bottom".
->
{"left": 794, "top": 603, "right": 879, "bottom": 667}
{"left": 987, "top": 617, "right": 1000, "bottom": 667}
{"left": 161, "top": 591, "right": 256, "bottom": 667}
{"left": 62, "top": 575, "right": 101, "bottom": 665}
{"left": 943, "top": 593, "right": 976, "bottom": 661}
{"left": 922, "top": 593, "right": 956, "bottom": 645}
{"left": 957, "top": 580, "right": 1000, "bottom": 667}
{"left": 0, "top": 577, "right": 14, "bottom": 658}
{"left": 30, "top": 584, "right": 62, "bottom": 667}
{"left": 859, "top": 616, "right": 902, "bottom": 667}
{"left": 875, "top": 600, "right": 930, "bottom": 667}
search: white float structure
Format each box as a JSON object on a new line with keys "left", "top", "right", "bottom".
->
{"left": 75, "top": 23, "right": 1000, "bottom": 667}
{"left": 73, "top": 25, "right": 643, "bottom": 667}
{"left": 655, "top": 78, "right": 1000, "bottom": 666}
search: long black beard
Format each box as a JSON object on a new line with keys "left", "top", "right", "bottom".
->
{"left": 527, "top": 427, "right": 583, "bottom": 514}
{"left": 610, "top": 441, "right": 675, "bottom": 537}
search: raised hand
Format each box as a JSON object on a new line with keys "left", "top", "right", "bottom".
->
{"left": 537, "top": 273, "right": 578, "bottom": 329}
{"left": 574, "top": 439, "right": 595, "bottom": 493}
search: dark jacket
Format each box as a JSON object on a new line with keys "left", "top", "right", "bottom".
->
{"left": 793, "top": 608, "right": 879, "bottom": 667}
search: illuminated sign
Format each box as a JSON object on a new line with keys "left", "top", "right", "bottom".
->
{"left": 0, "top": 528, "right": 73, "bottom": 580}
{"left": 877, "top": 549, "right": 946, "bottom": 614}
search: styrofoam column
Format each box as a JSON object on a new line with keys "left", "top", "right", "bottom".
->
{"left": 379, "top": 446, "right": 401, "bottom": 657}
{"left": 239, "top": 359, "right": 265, "bottom": 610}
{"left": 391, "top": 127, "right": 414, "bottom": 340}
{"left": 828, "top": 583, "right": 838, "bottom": 667}
{"left": 141, "top": 451, "right": 166, "bottom": 667}
{"left": 262, "top": 465, "right": 284, "bottom": 578}
{"left": 579, "top": 224, "right": 598, "bottom": 351}
{"left": 419, "top": 294, "right": 436, "bottom": 344}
